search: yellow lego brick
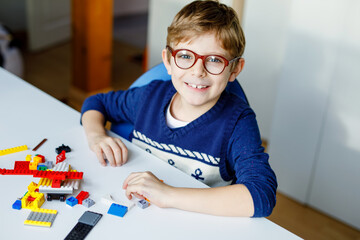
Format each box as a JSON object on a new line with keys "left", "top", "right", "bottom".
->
{"left": 38, "top": 177, "right": 52, "bottom": 186}
{"left": 27, "top": 182, "right": 38, "bottom": 192}
{"left": 21, "top": 191, "right": 44, "bottom": 209}
{"left": 0, "top": 145, "right": 28, "bottom": 156}
{"left": 24, "top": 208, "right": 58, "bottom": 227}
{"left": 24, "top": 220, "right": 52, "bottom": 227}
{"left": 26, "top": 154, "right": 32, "bottom": 161}
{"left": 33, "top": 156, "right": 42, "bottom": 163}
{"left": 29, "top": 162, "right": 38, "bottom": 170}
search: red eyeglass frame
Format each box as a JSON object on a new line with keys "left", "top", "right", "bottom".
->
{"left": 166, "top": 45, "right": 241, "bottom": 75}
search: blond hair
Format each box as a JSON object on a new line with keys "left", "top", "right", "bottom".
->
{"left": 167, "top": 0, "right": 245, "bottom": 61}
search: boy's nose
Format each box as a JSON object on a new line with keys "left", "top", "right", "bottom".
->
{"left": 191, "top": 58, "right": 206, "bottom": 77}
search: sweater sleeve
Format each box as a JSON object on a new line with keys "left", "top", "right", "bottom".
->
{"left": 227, "top": 109, "right": 277, "bottom": 217}
{"left": 80, "top": 86, "right": 147, "bottom": 125}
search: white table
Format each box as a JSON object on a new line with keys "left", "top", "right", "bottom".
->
{"left": 0, "top": 68, "right": 301, "bottom": 239}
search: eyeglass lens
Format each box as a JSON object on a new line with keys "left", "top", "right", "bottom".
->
{"left": 174, "top": 50, "right": 226, "bottom": 75}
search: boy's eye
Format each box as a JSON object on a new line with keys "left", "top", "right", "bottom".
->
{"left": 177, "top": 54, "right": 192, "bottom": 60}
{"left": 207, "top": 56, "right": 224, "bottom": 64}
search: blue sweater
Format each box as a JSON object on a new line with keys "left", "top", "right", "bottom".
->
{"left": 81, "top": 80, "right": 277, "bottom": 217}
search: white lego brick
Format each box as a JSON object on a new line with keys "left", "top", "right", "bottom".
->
{"left": 38, "top": 185, "right": 73, "bottom": 194}
{"left": 101, "top": 194, "right": 118, "bottom": 206}
{"left": 38, "top": 177, "right": 74, "bottom": 194}
{"left": 52, "top": 162, "right": 70, "bottom": 172}
{"left": 100, "top": 194, "right": 135, "bottom": 210}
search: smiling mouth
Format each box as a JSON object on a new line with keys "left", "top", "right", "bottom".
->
{"left": 185, "top": 82, "right": 209, "bottom": 89}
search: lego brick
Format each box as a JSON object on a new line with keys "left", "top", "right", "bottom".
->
{"left": 44, "top": 160, "right": 53, "bottom": 169}
{"left": 53, "top": 162, "right": 70, "bottom": 172}
{"left": 66, "top": 196, "right": 78, "bottom": 207}
{"left": 0, "top": 145, "right": 28, "bottom": 156}
{"left": 26, "top": 154, "right": 32, "bottom": 161}
{"left": 38, "top": 178, "right": 74, "bottom": 194}
{"left": 76, "top": 191, "right": 89, "bottom": 204}
{"left": 0, "top": 168, "right": 34, "bottom": 175}
{"left": 56, "top": 144, "right": 71, "bottom": 154}
{"left": 137, "top": 199, "right": 150, "bottom": 209}
{"left": 82, "top": 198, "right": 95, "bottom": 208}
{"left": 32, "top": 170, "right": 83, "bottom": 180}
{"left": 78, "top": 211, "right": 103, "bottom": 226}
{"left": 67, "top": 171, "right": 83, "bottom": 179}
{"left": 29, "top": 162, "right": 38, "bottom": 170}
{"left": 12, "top": 199, "right": 22, "bottom": 210}
{"left": 64, "top": 222, "right": 93, "bottom": 240}
{"left": 101, "top": 194, "right": 118, "bottom": 206}
{"left": 24, "top": 208, "right": 58, "bottom": 227}
{"left": 51, "top": 179, "right": 62, "bottom": 188}
{"left": 27, "top": 181, "right": 38, "bottom": 192}
{"left": 14, "top": 161, "right": 30, "bottom": 170}
{"left": 21, "top": 192, "right": 45, "bottom": 209}
{"left": 37, "top": 164, "right": 47, "bottom": 171}
{"left": 33, "top": 138, "right": 47, "bottom": 151}
{"left": 56, "top": 150, "right": 66, "bottom": 164}
{"left": 33, "top": 155, "right": 45, "bottom": 164}
{"left": 107, "top": 203, "right": 128, "bottom": 218}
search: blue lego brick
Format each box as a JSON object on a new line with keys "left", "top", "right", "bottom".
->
{"left": 66, "top": 196, "right": 78, "bottom": 207}
{"left": 107, "top": 203, "right": 128, "bottom": 217}
{"left": 12, "top": 199, "right": 22, "bottom": 210}
{"left": 137, "top": 199, "right": 149, "bottom": 209}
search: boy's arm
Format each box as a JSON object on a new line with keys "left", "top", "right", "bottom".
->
{"left": 123, "top": 171, "right": 254, "bottom": 217}
{"left": 82, "top": 110, "right": 128, "bottom": 167}
{"left": 80, "top": 86, "right": 148, "bottom": 166}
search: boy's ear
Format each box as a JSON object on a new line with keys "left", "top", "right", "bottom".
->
{"left": 162, "top": 49, "right": 172, "bottom": 75}
{"left": 228, "top": 58, "right": 245, "bottom": 82}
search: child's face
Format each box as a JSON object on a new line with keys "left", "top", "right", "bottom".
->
{"left": 163, "top": 32, "right": 244, "bottom": 111}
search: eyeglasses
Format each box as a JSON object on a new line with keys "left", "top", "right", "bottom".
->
{"left": 166, "top": 45, "right": 241, "bottom": 75}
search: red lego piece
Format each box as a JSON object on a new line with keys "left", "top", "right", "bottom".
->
{"left": 76, "top": 191, "right": 89, "bottom": 204}
{"left": 14, "top": 161, "right": 30, "bottom": 170}
{"left": 1, "top": 166, "right": 83, "bottom": 183}
{"left": 27, "top": 196, "right": 36, "bottom": 202}
{"left": 56, "top": 150, "right": 66, "bottom": 164}
{"left": 35, "top": 154, "right": 45, "bottom": 163}
{"left": 51, "top": 179, "right": 62, "bottom": 188}
{"left": 0, "top": 169, "right": 35, "bottom": 175}
{"left": 67, "top": 172, "right": 84, "bottom": 179}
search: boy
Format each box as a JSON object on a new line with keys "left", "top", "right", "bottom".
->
{"left": 81, "top": 0, "right": 277, "bottom": 217}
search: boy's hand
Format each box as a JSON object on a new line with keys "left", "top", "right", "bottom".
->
{"left": 122, "top": 171, "right": 172, "bottom": 208}
{"left": 88, "top": 133, "right": 128, "bottom": 167}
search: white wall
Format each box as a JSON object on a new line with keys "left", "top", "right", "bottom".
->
{"left": 147, "top": 0, "right": 192, "bottom": 68}
{"left": 240, "top": 0, "right": 292, "bottom": 140}
{"left": 268, "top": 0, "right": 360, "bottom": 229}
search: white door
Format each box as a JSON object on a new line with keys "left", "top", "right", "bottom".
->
{"left": 26, "top": 0, "right": 71, "bottom": 52}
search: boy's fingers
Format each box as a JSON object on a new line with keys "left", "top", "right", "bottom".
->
{"left": 102, "top": 144, "right": 116, "bottom": 167}
{"left": 93, "top": 146, "right": 106, "bottom": 166}
{"left": 108, "top": 140, "right": 122, "bottom": 166}
{"left": 116, "top": 139, "right": 128, "bottom": 165}
{"left": 123, "top": 172, "right": 143, "bottom": 189}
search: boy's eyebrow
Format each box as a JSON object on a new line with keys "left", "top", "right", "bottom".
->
{"left": 175, "top": 47, "right": 231, "bottom": 58}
